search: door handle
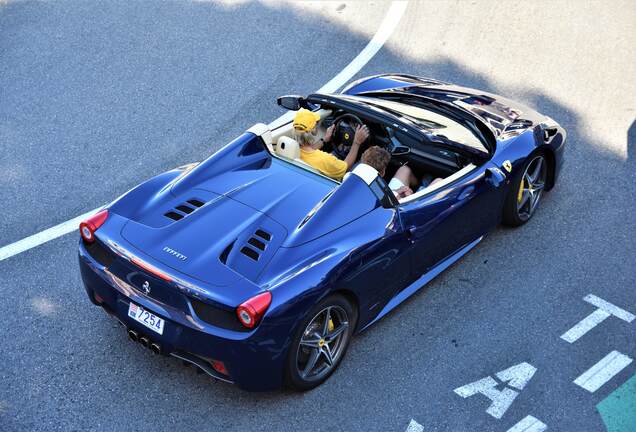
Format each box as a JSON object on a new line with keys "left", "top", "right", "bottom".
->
{"left": 458, "top": 185, "right": 475, "bottom": 200}
{"left": 485, "top": 167, "right": 506, "bottom": 187}
{"left": 407, "top": 226, "right": 417, "bottom": 243}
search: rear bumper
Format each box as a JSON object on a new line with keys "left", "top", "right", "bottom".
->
{"left": 78, "top": 241, "right": 287, "bottom": 391}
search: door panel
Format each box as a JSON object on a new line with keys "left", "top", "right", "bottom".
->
{"left": 399, "top": 162, "right": 506, "bottom": 278}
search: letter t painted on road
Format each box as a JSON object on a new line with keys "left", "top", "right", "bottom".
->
{"left": 561, "top": 294, "right": 634, "bottom": 344}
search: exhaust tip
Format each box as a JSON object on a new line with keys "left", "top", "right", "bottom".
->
{"left": 127, "top": 330, "right": 138, "bottom": 342}
{"left": 139, "top": 337, "right": 149, "bottom": 348}
{"left": 150, "top": 343, "right": 161, "bottom": 355}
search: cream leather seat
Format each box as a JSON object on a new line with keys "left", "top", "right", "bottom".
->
{"left": 275, "top": 136, "right": 323, "bottom": 175}
{"left": 276, "top": 136, "right": 301, "bottom": 159}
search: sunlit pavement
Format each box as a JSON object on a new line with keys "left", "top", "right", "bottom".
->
{"left": 0, "top": 1, "right": 634, "bottom": 431}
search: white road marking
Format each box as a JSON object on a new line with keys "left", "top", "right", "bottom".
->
{"left": 268, "top": 0, "right": 409, "bottom": 130}
{"left": 496, "top": 362, "right": 538, "bottom": 390}
{"left": 561, "top": 309, "right": 611, "bottom": 344}
{"left": 453, "top": 362, "right": 537, "bottom": 419}
{"left": 0, "top": 208, "right": 101, "bottom": 261}
{"left": 506, "top": 415, "right": 547, "bottom": 432}
{"left": 573, "top": 350, "right": 633, "bottom": 393}
{"left": 317, "top": 1, "right": 408, "bottom": 94}
{"left": 561, "top": 294, "right": 635, "bottom": 343}
{"left": 0, "top": 1, "right": 409, "bottom": 263}
{"left": 405, "top": 419, "right": 424, "bottom": 432}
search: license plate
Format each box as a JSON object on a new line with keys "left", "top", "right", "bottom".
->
{"left": 128, "top": 302, "right": 165, "bottom": 335}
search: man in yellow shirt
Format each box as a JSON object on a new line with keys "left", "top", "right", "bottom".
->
{"left": 293, "top": 109, "right": 369, "bottom": 181}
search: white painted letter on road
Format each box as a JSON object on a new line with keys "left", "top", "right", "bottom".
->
{"left": 405, "top": 419, "right": 424, "bottom": 432}
{"left": 561, "top": 294, "right": 634, "bottom": 343}
{"left": 507, "top": 415, "right": 547, "bottom": 432}
{"left": 454, "top": 362, "right": 537, "bottom": 419}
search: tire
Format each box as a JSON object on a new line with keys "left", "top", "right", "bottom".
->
{"left": 285, "top": 294, "right": 357, "bottom": 391}
{"left": 502, "top": 152, "right": 548, "bottom": 227}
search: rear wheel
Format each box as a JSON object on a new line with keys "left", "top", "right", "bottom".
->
{"left": 502, "top": 153, "right": 548, "bottom": 226}
{"left": 285, "top": 294, "right": 356, "bottom": 391}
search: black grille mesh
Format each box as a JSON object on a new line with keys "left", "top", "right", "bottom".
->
{"left": 190, "top": 299, "right": 249, "bottom": 332}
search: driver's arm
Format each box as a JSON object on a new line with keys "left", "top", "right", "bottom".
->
{"left": 344, "top": 125, "right": 370, "bottom": 170}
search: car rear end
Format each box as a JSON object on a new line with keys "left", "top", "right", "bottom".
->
{"left": 78, "top": 209, "right": 286, "bottom": 391}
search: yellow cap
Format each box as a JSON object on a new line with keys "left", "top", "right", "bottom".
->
{"left": 293, "top": 109, "right": 321, "bottom": 133}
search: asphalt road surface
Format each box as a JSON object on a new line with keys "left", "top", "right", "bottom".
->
{"left": 1, "top": 1, "right": 635, "bottom": 431}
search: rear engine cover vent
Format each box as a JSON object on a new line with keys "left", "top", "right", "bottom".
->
{"left": 255, "top": 229, "right": 271, "bottom": 241}
{"left": 164, "top": 198, "right": 205, "bottom": 221}
{"left": 240, "top": 246, "right": 259, "bottom": 261}
{"left": 239, "top": 229, "right": 272, "bottom": 261}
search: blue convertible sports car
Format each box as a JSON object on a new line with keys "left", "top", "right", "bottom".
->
{"left": 78, "top": 74, "right": 566, "bottom": 391}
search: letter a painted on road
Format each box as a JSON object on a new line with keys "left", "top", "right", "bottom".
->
{"left": 453, "top": 362, "right": 537, "bottom": 419}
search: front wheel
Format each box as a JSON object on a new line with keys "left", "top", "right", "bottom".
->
{"left": 502, "top": 153, "right": 548, "bottom": 226}
{"left": 285, "top": 294, "right": 356, "bottom": 391}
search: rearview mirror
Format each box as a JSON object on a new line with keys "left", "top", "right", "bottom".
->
{"left": 277, "top": 95, "right": 304, "bottom": 111}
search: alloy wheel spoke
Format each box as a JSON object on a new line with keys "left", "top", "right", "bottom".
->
{"left": 532, "top": 182, "right": 545, "bottom": 191}
{"left": 325, "top": 322, "right": 348, "bottom": 342}
{"left": 300, "top": 337, "right": 322, "bottom": 349}
{"left": 531, "top": 190, "right": 543, "bottom": 212}
{"left": 530, "top": 158, "right": 543, "bottom": 182}
{"left": 322, "top": 345, "right": 334, "bottom": 366}
{"left": 518, "top": 189, "right": 531, "bottom": 210}
{"left": 322, "top": 307, "right": 332, "bottom": 336}
{"left": 302, "top": 348, "right": 321, "bottom": 378}
{"left": 524, "top": 172, "right": 533, "bottom": 186}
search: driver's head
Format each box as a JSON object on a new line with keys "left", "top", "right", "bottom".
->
{"left": 293, "top": 108, "right": 321, "bottom": 148}
{"left": 361, "top": 146, "right": 390, "bottom": 177}
{"left": 293, "top": 109, "right": 320, "bottom": 133}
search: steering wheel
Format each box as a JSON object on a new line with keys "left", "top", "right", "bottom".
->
{"left": 330, "top": 113, "right": 372, "bottom": 160}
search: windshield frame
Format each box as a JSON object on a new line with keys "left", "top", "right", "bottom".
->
{"left": 351, "top": 91, "right": 497, "bottom": 156}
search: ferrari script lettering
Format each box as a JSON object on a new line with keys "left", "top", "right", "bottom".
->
{"left": 162, "top": 246, "right": 187, "bottom": 261}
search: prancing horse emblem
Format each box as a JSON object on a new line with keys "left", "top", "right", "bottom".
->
{"left": 502, "top": 160, "right": 512, "bottom": 173}
{"left": 141, "top": 280, "right": 151, "bottom": 295}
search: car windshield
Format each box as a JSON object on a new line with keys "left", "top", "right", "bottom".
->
{"left": 359, "top": 97, "right": 488, "bottom": 153}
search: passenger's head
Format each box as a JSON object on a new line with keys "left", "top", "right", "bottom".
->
{"left": 361, "top": 146, "right": 391, "bottom": 177}
{"left": 293, "top": 109, "right": 321, "bottom": 148}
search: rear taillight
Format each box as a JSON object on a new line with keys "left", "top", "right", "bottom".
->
{"left": 79, "top": 209, "right": 109, "bottom": 243}
{"left": 236, "top": 292, "right": 272, "bottom": 329}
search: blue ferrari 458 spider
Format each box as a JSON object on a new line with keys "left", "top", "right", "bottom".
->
{"left": 78, "top": 74, "right": 566, "bottom": 391}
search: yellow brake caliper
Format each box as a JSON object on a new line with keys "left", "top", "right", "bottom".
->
{"left": 517, "top": 177, "right": 525, "bottom": 203}
{"left": 328, "top": 319, "right": 334, "bottom": 332}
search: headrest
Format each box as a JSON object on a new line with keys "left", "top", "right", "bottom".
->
{"left": 349, "top": 163, "right": 379, "bottom": 185}
{"left": 276, "top": 136, "right": 300, "bottom": 159}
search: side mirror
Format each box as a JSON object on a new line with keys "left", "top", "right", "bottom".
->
{"left": 277, "top": 95, "right": 304, "bottom": 111}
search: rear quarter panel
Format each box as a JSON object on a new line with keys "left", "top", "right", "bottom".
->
{"left": 262, "top": 206, "right": 405, "bottom": 345}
